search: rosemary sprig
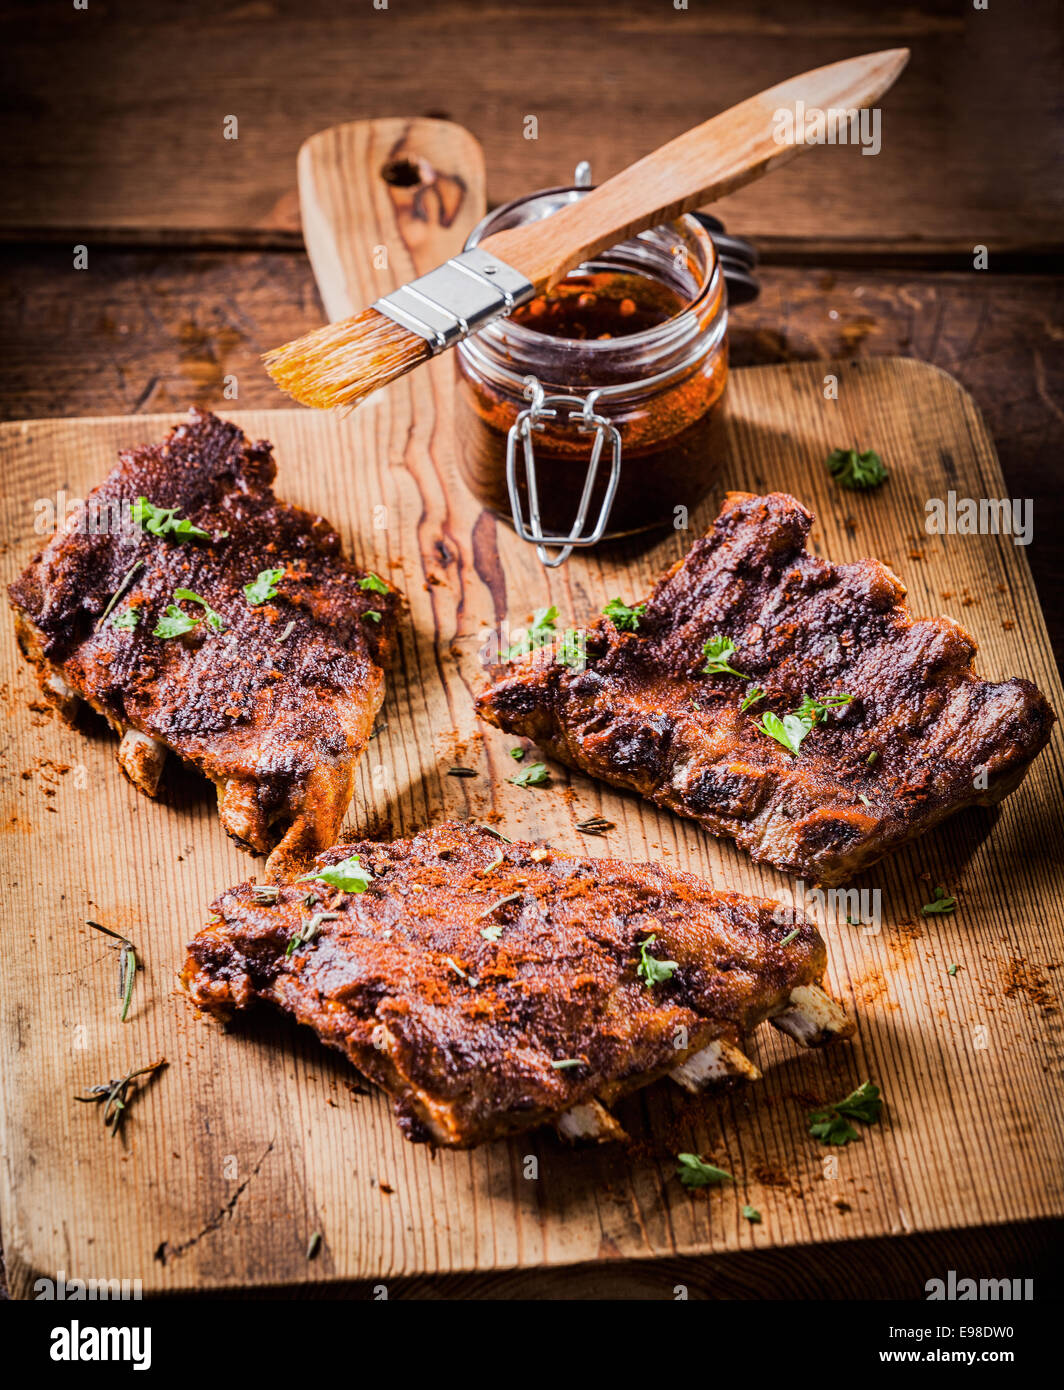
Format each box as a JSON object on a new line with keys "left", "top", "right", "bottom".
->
{"left": 477, "top": 892, "right": 521, "bottom": 920}
{"left": 75, "top": 1058, "right": 167, "bottom": 1136}
{"left": 251, "top": 885, "right": 280, "bottom": 906}
{"left": 86, "top": 919, "right": 139, "bottom": 1022}
{"left": 576, "top": 815, "right": 614, "bottom": 836}
{"left": 96, "top": 559, "right": 144, "bottom": 630}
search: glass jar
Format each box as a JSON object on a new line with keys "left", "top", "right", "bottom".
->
{"left": 454, "top": 186, "right": 729, "bottom": 560}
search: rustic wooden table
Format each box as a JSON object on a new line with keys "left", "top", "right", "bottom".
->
{"left": 2, "top": 0, "right": 1061, "bottom": 1299}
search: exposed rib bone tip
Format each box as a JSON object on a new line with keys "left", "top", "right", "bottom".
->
{"left": 770, "top": 983, "right": 854, "bottom": 1047}
{"left": 117, "top": 728, "right": 167, "bottom": 796}
{"left": 555, "top": 1098, "right": 627, "bottom": 1144}
{"left": 670, "top": 1037, "right": 762, "bottom": 1093}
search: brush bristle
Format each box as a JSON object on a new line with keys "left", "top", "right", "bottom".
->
{"left": 262, "top": 307, "right": 433, "bottom": 410}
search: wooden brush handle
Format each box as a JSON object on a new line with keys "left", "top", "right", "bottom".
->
{"left": 481, "top": 49, "right": 908, "bottom": 290}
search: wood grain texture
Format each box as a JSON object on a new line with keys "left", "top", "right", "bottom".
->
{"left": 3, "top": 0, "right": 1061, "bottom": 255}
{"left": 1, "top": 358, "right": 1062, "bottom": 1297}
{"left": 482, "top": 49, "right": 910, "bottom": 288}
{"left": 298, "top": 119, "right": 487, "bottom": 321}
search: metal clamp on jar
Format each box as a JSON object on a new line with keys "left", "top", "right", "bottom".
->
{"left": 455, "top": 165, "right": 756, "bottom": 567}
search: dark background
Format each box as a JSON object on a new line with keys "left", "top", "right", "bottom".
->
{"left": 1, "top": 0, "right": 1061, "bottom": 1298}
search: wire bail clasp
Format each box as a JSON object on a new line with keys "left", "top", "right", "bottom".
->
{"left": 505, "top": 376, "right": 623, "bottom": 569}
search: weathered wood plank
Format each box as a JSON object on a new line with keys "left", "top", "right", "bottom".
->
{"left": 1, "top": 357, "right": 1062, "bottom": 1295}
{"left": 2, "top": 0, "right": 1061, "bottom": 252}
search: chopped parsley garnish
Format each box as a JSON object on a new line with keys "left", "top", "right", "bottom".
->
{"left": 742, "top": 1205, "right": 762, "bottom": 1223}
{"left": 110, "top": 607, "right": 140, "bottom": 631}
{"left": 636, "top": 934, "right": 678, "bottom": 988}
{"left": 602, "top": 597, "right": 646, "bottom": 632}
{"left": 826, "top": 447, "right": 888, "bottom": 491}
{"left": 505, "top": 605, "right": 558, "bottom": 660}
{"left": 510, "top": 761, "right": 550, "bottom": 788}
{"left": 867, "top": 750, "right": 879, "bottom": 765}
{"left": 922, "top": 886, "right": 956, "bottom": 916}
{"left": 510, "top": 747, "right": 525, "bottom": 761}
{"left": 701, "top": 634, "right": 745, "bottom": 678}
{"left": 947, "top": 963, "right": 959, "bottom": 977}
{"left": 297, "top": 854, "right": 373, "bottom": 893}
{"left": 756, "top": 710, "right": 813, "bottom": 757}
{"left": 676, "top": 1154, "right": 733, "bottom": 1188}
{"left": 808, "top": 1081, "right": 883, "bottom": 1146}
{"left": 556, "top": 628, "right": 586, "bottom": 668}
{"left": 359, "top": 572, "right": 388, "bottom": 594}
{"left": 740, "top": 685, "right": 765, "bottom": 712}
{"left": 131, "top": 496, "right": 211, "bottom": 540}
{"left": 244, "top": 567, "right": 284, "bottom": 606}
{"left": 153, "top": 588, "right": 224, "bottom": 638}
{"left": 363, "top": 610, "right": 381, "bottom": 623}
{"left": 796, "top": 693, "right": 854, "bottom": 722}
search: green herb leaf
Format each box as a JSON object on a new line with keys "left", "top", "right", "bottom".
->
{"left": 297, "top": 854, "right": 373, "bottom": 893}
{"left": 154, "top": 588, "right": 225, "bottom": 638}
{"left": 153, "top": 605, "right": 200, "bottom": 639}
{"left": 510, "top": 761, "right": 550, "bottom": 788}
{"left": 131, "top": 496, "right": 211, "bottom": 540}
{"left": 756, "top": 710, "right": 813, "bottom": 757}
{"left": 779, "top": 927, "right": 800, "bottom": 946}
{"left": 742, "top": 1205, "right": 762, "bottom": 1223}
{"left": 701, "top": 634, "right": 745, "bottom": 678}
{"left": 825, "top": 448, "right": 888, "bottom": 491}
{"left": 505, "top": 605, "right": 558, "bottom": 660}
{"left": 359, "top": 572, "right": 389, "bottom": 594}
{"left": 947, "top": 963, "right": 959, "bottom": 977}
{"left": 602, "top": 597, "right": 646, "bottom": 632}
{"left": 637, "top": 933, "right": 678, "bottom": 989}
{"left": 244, "top": 567, "right": 284, "bottom": 606}
{"left": 509, "top": 747, "right": 525, "bottom": 761}
{"left": 364, "top": 609, "right": 381, "bottom": 623}
{"left": 809, "top": 1113, "right": 859, "bottom": 1146}
{"left": 556, "top": 628, "right": 586, "bottom": 668}
{"left": 110, "top": 607, "right": 140, "bottom": 631}
{"left": 809, "top": 1080, "right": 883, "bottom": 1145}
{"left": 796, "top": 692, "right": 854, "bottom": 723}
{"left": 922, "top": 886, "right": 956, "bottom": 916}
{"left": 740, "top": 685, "right": 765, "bottom": 712}
{"left": 676, "top": 1153, "right": 733, "bottom": 1188}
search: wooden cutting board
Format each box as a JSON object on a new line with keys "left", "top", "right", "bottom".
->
{"left": 2, "top": 360, "right": 1062, "bottom": 1297}
{"left": 1, "top": 118, "right": 1062, "bottom": 1297}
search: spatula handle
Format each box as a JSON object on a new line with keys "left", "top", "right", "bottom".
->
{"left": 480, "top": 49, "right": 908, "bottom": 290}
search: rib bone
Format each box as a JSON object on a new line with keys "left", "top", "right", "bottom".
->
{"left": 669, "top": 1037, "right": 762, "bottom": 1093}
{"left": 117, "top": 729, "right": 167, "bottom": 796}
{"left": 770, "top": 983, "right": 855, "bottom": 1047}
{"left": 555, "top": 1099, "right": 627, "bottom": 1144}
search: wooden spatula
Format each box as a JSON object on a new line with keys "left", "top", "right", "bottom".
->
{"left": 266, "top": 48, "right": 909, "bottom": 410}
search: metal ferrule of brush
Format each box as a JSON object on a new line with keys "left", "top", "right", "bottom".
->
{"left": 372, "top": 248, "right": 535, "bottom": 351}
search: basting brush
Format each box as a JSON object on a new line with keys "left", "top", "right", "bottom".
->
{"left": 264, "top": 48, "right": 908, "bottom": 411}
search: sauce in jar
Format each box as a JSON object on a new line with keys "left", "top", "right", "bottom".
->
{"left": 455, "top": 189, "right": 729, "bottom": 547}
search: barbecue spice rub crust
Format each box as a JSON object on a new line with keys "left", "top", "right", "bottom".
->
{"left": 478, "top": 493, "right": 1054, "bottom": 886}
{"left": 9, "top": 409, "right": 400, "bottom": 877}
{"left": 182, "top": 821, "right": 852, "bottom": 1148}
